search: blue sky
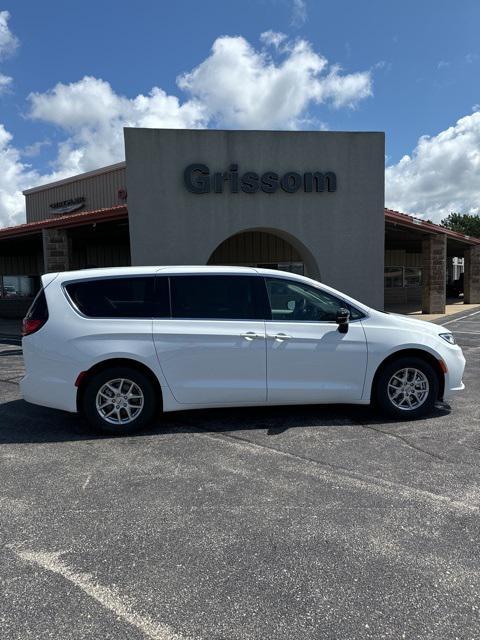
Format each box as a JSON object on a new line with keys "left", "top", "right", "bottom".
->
{"left": 1, "top": 0, "right": 480, "bottom": 225}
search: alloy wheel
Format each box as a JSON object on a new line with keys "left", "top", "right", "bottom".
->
{"left": 95, "top": 378, "right": 144, "bottom": 425}
{"left": 387, "top": 367, "right": 430, "bottom": 411}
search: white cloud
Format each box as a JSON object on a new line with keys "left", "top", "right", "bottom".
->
{"left": 0, "top": 10, "right": 18, "bottom": 59}
{"left": 0, "top": 125, "right": 41, "bottom": 227}
{"left": 291, "top": 0, "right": 307, "bottom": 27}
{"left": 260, "top": 30, "right": 287, "bottom": 49}
{"left": 319, "top": 64, "right": 373, "bottom": 108}
{"left": 178, "top": 33, "right": 372, "bottom": 128}
{"left": 22, "top": 139, "right": 51, "bottom": 158}
{"left": 0, "top": 10, "right": 17, "bottom": 93}
{"left": 0, "top": 13, "right": 25, "bottom": 226}
{"left": 0, "top": 72, "right": 11, "bottom": 93}
{"left": 28, "top": 76, "right": 207, "bottom": 176}
{"left": 386, "top": 110, "right": 480, "bottom": 222}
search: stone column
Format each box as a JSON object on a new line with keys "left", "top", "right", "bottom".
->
{"left": 422, "top": 235, "right": 446, "bottom": 314}
{"left": 464, "top": 245, "right": 480, "bottom": 304}
{"left": 42, "top": 228, "right": 71, "bottom": 273}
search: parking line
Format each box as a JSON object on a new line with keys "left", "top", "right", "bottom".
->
{"left": 196, "top": 430, "right": 479, "bottom": 513}
{"left": 450, "top": 331, "right": 480, "bottom": 335}
{"left": 443, "top": 310, "right": 480, "bottom": 325}
{"left": 15, "top": 549, "right": 191, "bottom": 640}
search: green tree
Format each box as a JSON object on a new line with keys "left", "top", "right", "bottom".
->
{"left": 440, "top": 212, "right": 480, "bottom": 237}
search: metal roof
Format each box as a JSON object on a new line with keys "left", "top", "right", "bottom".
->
{"left": 0, "top": 206, "right": 128, "bottom": 239}
{"left": 385, "top": 208, "right": 480, "bottom": 245}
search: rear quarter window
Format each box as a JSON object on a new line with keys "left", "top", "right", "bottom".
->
{"left": 65, "top": 276, "right": 168, "bottom": 318}
{"left": 26, "top": 288, "right": 49, "bottom": 321}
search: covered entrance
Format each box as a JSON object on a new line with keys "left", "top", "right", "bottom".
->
{"left": 207, "top": 229, "right": 316, "bottom": 277}
{"left": 384, "top": 209, "right": 480, "bottom": 314}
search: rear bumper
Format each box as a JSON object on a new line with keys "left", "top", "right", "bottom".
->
{"left": 20, "top": 373, "right": 77, "bottom": 413}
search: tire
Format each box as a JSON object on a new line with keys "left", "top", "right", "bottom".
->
{"left": 83, "top": 366, "right": 158, "bottom": 435}
{"left": 374, "top": 356, "right": 439, "bottom": 419}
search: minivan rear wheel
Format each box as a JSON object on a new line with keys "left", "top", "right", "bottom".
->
{"left": 375, "top": 356, "right": 439, "bottom": 419}
{"left": 83, "top": 366, "right": 157, "bottom": 435}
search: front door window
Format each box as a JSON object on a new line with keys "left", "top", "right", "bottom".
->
{"left": 265, "top": 278, "right": 343, "bottom": 322}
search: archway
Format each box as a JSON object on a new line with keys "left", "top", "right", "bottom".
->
{"left": 207, "top": 229, "right": 320, "bottom": 279}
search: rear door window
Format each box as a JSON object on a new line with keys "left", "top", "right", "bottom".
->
{"left": 65, "top": 276, "right": 160, "bottom": 318}
{"left": 170, "top": 275, "right": 266, "bottom": 320}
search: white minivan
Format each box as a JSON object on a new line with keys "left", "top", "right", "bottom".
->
{"left": 20, "top": 266, "right": 465, "bottom": 434}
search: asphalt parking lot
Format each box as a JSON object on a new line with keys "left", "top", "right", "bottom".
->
{"left": 0, "top": 312, "right": 479, "bottom": 640}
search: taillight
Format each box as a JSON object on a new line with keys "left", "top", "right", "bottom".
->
{"left": 22, "top": 318, "right": 47, "bottom": 336}
{"left": 22, "top": 288, "right": 49, "bottom": 337}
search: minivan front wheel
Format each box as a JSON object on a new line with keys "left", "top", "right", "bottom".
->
{"left": 375, "top": 356, "right": 439, "bottom": 419}
{"left": 83, "top": 366, "right": 157, "bottom": 435}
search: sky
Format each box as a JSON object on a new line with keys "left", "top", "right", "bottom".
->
{"left": 1, "top": 0, "right": 480, "bottom": 226}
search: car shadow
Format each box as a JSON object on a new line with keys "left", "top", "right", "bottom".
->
{"left": 0, "top": 398, "right": 452, "bottom": 445}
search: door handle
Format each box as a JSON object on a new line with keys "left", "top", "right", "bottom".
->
{"left": 270, "top": 333, "right": 292, "bottom": 341}
{"left": 240, "top": 332, "right": 263, "bottom": 340}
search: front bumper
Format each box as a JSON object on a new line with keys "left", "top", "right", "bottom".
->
{"left": 442, "top": 346, "right": 466, "bottom": 400}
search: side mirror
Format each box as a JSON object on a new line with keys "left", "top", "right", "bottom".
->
{"left": 336, "top": 307, "right": 350, "bottom": 333}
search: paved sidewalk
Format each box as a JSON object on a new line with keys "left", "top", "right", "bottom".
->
{"left": 386, "top": 300, "right": 480, "bottom": 323}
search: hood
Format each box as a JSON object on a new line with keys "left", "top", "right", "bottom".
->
{"left": 369, "top": 310, "right": 447, "bottom": 336}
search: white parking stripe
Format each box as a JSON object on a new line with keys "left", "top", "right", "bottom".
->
{"left": 15, "top": 549, "right": 191, "bottom": 640}
{"left": 443, "top": 310, "right": 480, "bottom": 325}
{"left": 450, "top": 331, "right": 480, "bottom": 335}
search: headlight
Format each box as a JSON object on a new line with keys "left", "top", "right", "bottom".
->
{"left": 439, "top": 333, "right": 456, "bottom": 345}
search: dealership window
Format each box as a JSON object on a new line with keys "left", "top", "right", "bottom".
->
{"left": 0, "top": 276, "right": 40, "bottom": 299}
{"left": 384, "top": 267, "right": 422, "bottom": 288}
{"left": 65, "top": 276, "right": 165, "bottom": 318}
{"left": 170, "top": 275, "right": 263, "bottom": 320}
{"left": 255, "top": 262, "right": 304, "bottom": 275}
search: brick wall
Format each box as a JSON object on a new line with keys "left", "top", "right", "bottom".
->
{"left": 464, "top": 245, "right": 480, "bottom": 304}
{"left": 42, "top": 228, "right": 70, "bottom": 273}
{"left": 421, "top": 235, "right": 446, "bottom": 314}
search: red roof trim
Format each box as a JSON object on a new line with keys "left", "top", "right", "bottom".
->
{"left": 0, "top": 204, "right": 478, "bottom": 246}
{"left": 0, "top": 205, "right": 128, "bottom": 239}
{"left": 385, "top": 208, "right": 480, "bottom": 245}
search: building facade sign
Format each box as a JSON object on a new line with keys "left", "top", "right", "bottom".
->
{"left": 184, "top": 163, "right": 337, "bottom": 194}
{"left": 49, "top": 196, "right": 85, "bottom": 215}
